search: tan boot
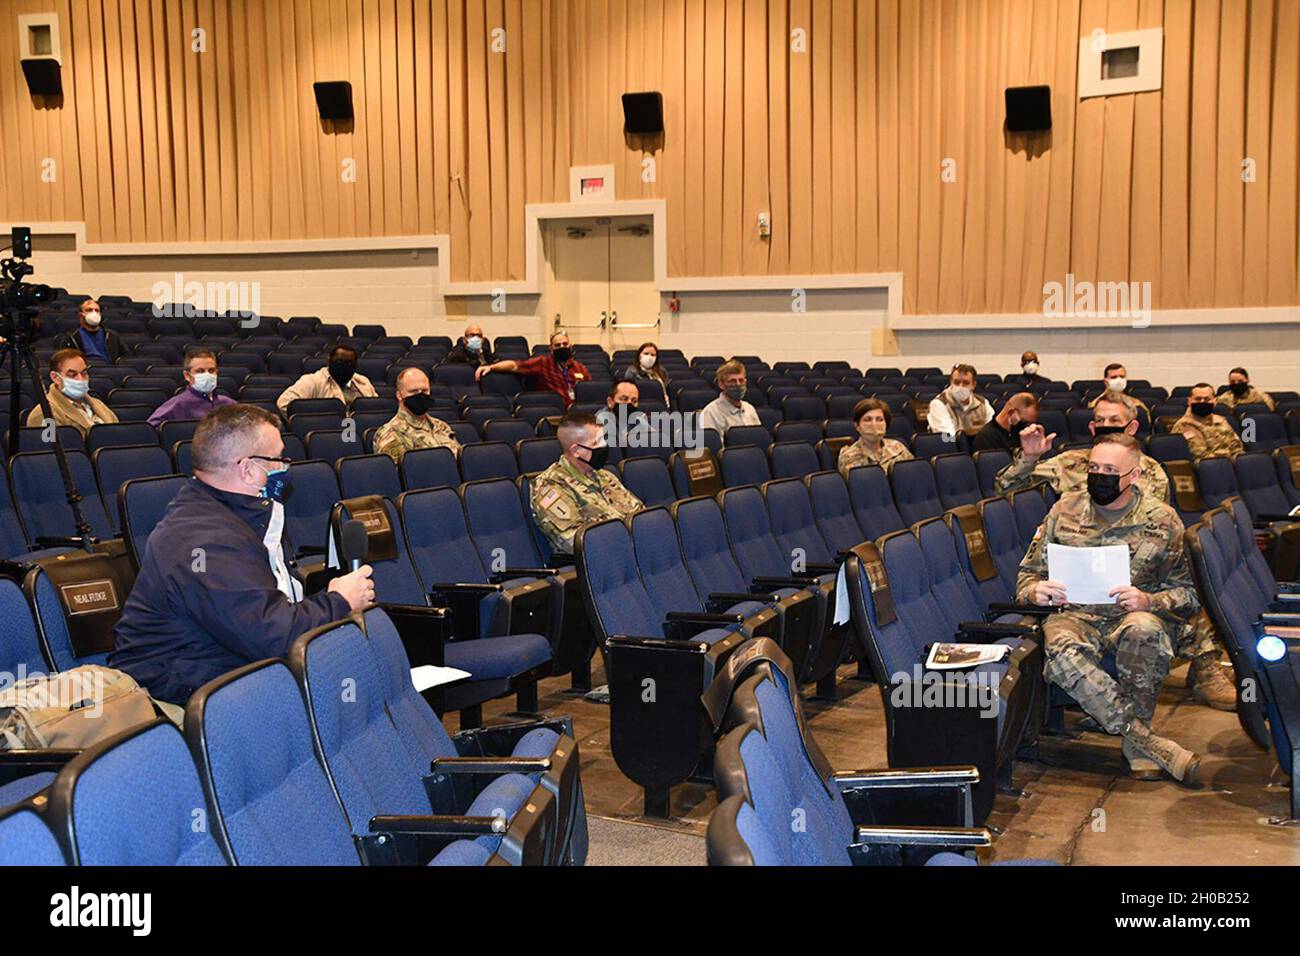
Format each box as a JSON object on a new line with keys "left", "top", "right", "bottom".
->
{"left": 1122, "top": 738, "right": 1162, "bottom": 780}
{"left": 1124, "top": 720, "right": 1200, "bottom": 784}
{"left": 1189, "top": 653, "right": 1237, "bottom": 712}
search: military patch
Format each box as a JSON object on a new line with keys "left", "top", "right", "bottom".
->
{"left": 538, "top": 488, "right": 561, "bottom": 510}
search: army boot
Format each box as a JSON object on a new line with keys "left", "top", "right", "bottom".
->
{"left": 1122, "top": 738, "right": 1161, "bottom": 780}
{"left": 1188, "top": 652, "right": 1236, "bottom": 711}
{"left": 1123, "top": 719, "right": 1200, "bottom": 784}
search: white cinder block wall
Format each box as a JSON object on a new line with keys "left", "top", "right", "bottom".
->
{"left": 23, "top": 239, "right": 1300, "bottom": 393}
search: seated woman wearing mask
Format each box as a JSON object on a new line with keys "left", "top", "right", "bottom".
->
{"left": 621, "top": 342, "right": 671, "bottom": 406}
{"left": 837, "top": 398, "right": 914, "bottom": 478}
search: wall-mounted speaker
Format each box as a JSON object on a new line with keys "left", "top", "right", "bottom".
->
{"left": 21, "top": 58, "right": 61, "bottom": 97}
{"left": 1004, "top": 85, "right": 1051, "bottom": 132}
{"left": 621, "top": 92, "right": 664, "bottom": 136}
{"left": 313, "top": 81, "right": 353, "bottom": 121}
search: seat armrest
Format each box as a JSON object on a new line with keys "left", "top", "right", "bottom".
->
{"left": 1276, "top": 582, "right": 1300, "bottom": 594}
{"left": 0, "top": 750, "right": 80, "bottom": 786}
{"left": 607, "top": 633, "right": 726, "bottom": 652}
{"left": 852, "top": 825, "right": 992, "bottom": 848}
{"left": 833, "top": 766, "right": 980, "bottom": 790}
{"left": 706, "top": 591, "right": 775, "bottom": 612}
{"left": 1259, "top": 613, "right": 1300, "bottom": 626}
{"left": 751, "top": 575, "right": 819, "bottom": 591}
{"left": 957, "top": 621, "right": 1038, "bottom": 640}
{"left": 33, "top": 536, "right": 87, "bottom": 549}
{"left": 803, "top": 561, "right": 840, "bottom": 575}
{"left": 431, "top": 756, "right": 551, "bottom": 775}
{"left": 426, "top": 583, "right": 501, "bottom": 640}
{"left": 368, "top": 814, "right": 503, "bottom": 836}
{"left": 985, "top": 601, "right": 1053, "bottom": 619}
{"left": 490, "top": 568, "right": 557, "bottom": 583}
{"left": 664, "top": 611, "right": 744, "bottom": 641}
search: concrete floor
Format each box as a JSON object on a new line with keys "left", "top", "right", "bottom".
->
{"left": 469, "top": 659, "right": 1300, "bottom": 865}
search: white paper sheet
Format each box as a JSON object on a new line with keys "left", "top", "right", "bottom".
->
{"left": 833, "top": 564, "right": 850, "bottom": 626}
{"left": 409, "top": 665, "right": 472, "bottom": 693}
{"left": 1046, "top": 543, "right": 1131, "bottom": 605}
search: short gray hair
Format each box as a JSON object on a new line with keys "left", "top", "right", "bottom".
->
{"left": 192, "top": 404, "right": 280, "bottom": 472}
{"left": 1093, "top": 389, "right": 1137, "bottom": 421}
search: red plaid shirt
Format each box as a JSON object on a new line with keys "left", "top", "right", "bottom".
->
{"left": 513, "top": 354, "right": 591, "bottom": 407}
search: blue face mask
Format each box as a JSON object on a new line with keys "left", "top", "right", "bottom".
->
{"left": 250, "top": 457, "right": 291, "bottom": 502}
{"left": 60, "top": 376, "right": 90, "bottom": 401}
{"left": 466, "top": 336, "right": 483, "bottom": 352}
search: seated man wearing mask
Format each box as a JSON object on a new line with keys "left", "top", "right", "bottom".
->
{"left": 837, "top": 398, "right": 913, "bottom": 477}
{"left": 1015, "top": 350, "right": 1045, "bottom": 385}
{"left": 373, "top": 367, "right": 461, "bottom": 464}
{"left": 476, "top": 331, "right": 590, "bottom": 408}
{"left": 52, "top": 298, "right": 126, "bottom": 363}
{"left": 445, "top": 324, "right": 495, "bottom": 367}
{"left": 1220, "top": 367, "right": 1275, "bottom": 412}
{"left": 1018, "top": 433, "right": 1201, "bottom": 783}
{"left": 973, "top": 392, "right": 1039, "bottom": 453}
{"left": 25, "top": 348, "right": 118, "bottom": 437}
{"left": 147, "top": 348, "right": 236, "bottom": 426}
{"left": 698, "top": 360, "right": 761, "bottom": 437}
{"left": 110, "top": 404, "right": 375, "bottom": 704}
{"left": 1088, "top": 363, "right": 1149, "bottom": 415}
{"left": 276, "top": 345, "right": 377, "bottom": 415}
{"left": 1170, "top": 383, "right": 1244, "bottom": 462}
{"left": 995, "top": 390, "right": 1167, "bottom": 501}
{"left": 530, "top": 411, "right": 643, "bottom": 558}
{"left": 927, "top": 363, "right": 994, "bottom": 438}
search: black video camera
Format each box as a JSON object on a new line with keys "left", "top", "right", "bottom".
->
{"left": 1, "top": 226, "right": 55, "bottom": 342}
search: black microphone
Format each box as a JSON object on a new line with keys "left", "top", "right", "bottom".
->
{"left": 340, "top": 519, "right": 369, "bottom": 573}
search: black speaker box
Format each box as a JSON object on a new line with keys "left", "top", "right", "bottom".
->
{"left": 621, "top": 91, "right": 664, "bottom": 136}
{"left": 313, "top": 81, "right": 353, "bottom": 121}
{"left": 1004, "top": 85, "right": 1051, "bottom": 132}
{"left": 21, "top": 58, "right": 61, "bottom": 97}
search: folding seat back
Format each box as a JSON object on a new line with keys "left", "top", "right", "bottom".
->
{"left": 399, "top": 487, "right": 491, "bottom": 589}
{"left": 933, "top": 453, "right": 981, "bottom": 510}
{"left": 1196, "top": 457, "right": 1239, "bottom": 509}
{"left": 724, "top": 425, "right": 773, "bottom": 448}
{"left": 459, "top": 441, "right": 520, "bottom": 482}
{"left": 281, "top": 460, "right": 341, "bottom": 558}
{"left": 9, "top": 451, "right": 114, "bottom": 543}
{"left": 972, "top": 449, "right": 1011, "bottom": 498}
{"left": 762, "top": 478, "right": 836, "bottom": 566}
{"left": 1010, "top": 488, "right": 1049, "bottom": 545}
{"left": 1147, "top": 433, "right": 1192, "bottom": 463}
{"left": 0, "top": 804, "right": 66, "bottom": 866}
{"left": 575, "top": 518, "right": 660, "bottom": 638}
{"left": 629, "top": 508, "right": 709, "bottom": 617}
{"left": 21, "top": 555, "right": 135, "bottom": 672}
{"left": 185, "top": 660, "right": 361, "bottom": 865}
{"left": 119, "top": 474, "right": 188, "bottom": 568}
{"left": 717, "top": 486, "right": 796, "bottom": 583}
{"left": 1276, "top": 447, "right": 1300, "bottom": 506}
{"left": 432, "top": 363, "right": 479, "bottom": 399}
{"left": 156, "top": 419, "right": 200, "bottom": 451}
{"left": 914, "top": 518, "right": 985, "bottom": 630}
{"left": 781, "top": 396, "right": 826, "bottom": 422}
{"left": 771, "top": 421, "right": 822, "bottom": 446}
{"left": 1240, "top": 412, "right": 1287, "bottom": 453}
{"left": 672, "top": 496, "right": 753, "bottom": 595}
{"left": 331, "top": 496, "right": 426, "bottom": 604}
{"left": 846, "top": 464, "right": 906, "bottom": 540}
{"left": 889, "top": 458, "right": 943, "bottom": 525}
{"left": 462, "top": 478, "right": 548, "bottom": 571}
{"left": 670, "top": 447, "right": 724, "bottom": 499}
{"left": 0, "top": 459, "right": 32, "bottom": 558}
{"left": 768, "top": 441, "right": 819, "bottom": 480}
{"left": 805, "top": 471, "right": 865, "bottom": 553}
{"left": 400, "top": 445, "right": 461, "bottom": 491}
{"left": 1233, "top": 452, "right": 1292, "bottom": 519}
{"left": 977, "top": 497, "right": 1024, "bottom": 603}
{"left": 720, "top": 445, "right": 772, "bottom": 487}
{"left": 911, "top": 432, "right": 955, "bottom": 460}
{"left": 12, "top": 425, "right": 85, "bottom": 455}
{"left": 48, "top": 720, "right": 227, "bottom": 865}
{"left": 516, "top": 437, "right": 561, "bottom": 475}
{"left": 874, "top": 532, "right": 940, "bottom": 668}
{"left": 619, "top": 456, "right": 676, "bottom": 507}
{"left": 92, "top": 445, "right": 174, "bottom": 533}
{"left": 337, "top": 453, "right": 402, "bottom": 500}
{"left": 302, "top": 428, "right": 361, "bottom": 466}
{"left": 1226, "top": 497, "right": 1283, "bottom": 600}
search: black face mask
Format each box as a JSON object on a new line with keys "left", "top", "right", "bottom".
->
{"left": 1087, "top": 471, "right": 1126, "bottom": 506}
{"left": 403, "top": 393, "right": 434, "bottom": 416}
{"left": 1092, "top": 424, "right": 1126, "bottom": 438}
{"left": 1011, "top": 419, "right": 1033, "bottom": 437}
{"left": 579, "top": 444, "right": 608, "bottom": 470}
{"left": 1229, "top": 381, "right": 1249, "bottom": 397}
{"left": 329, "top": 359, "right": 357, "bottom": 385}
{"left": 553, "top": 347, "right": 573, "bottom": 364}
{"left": 1190, "top": 402, "right": 1214, "bottom": 418}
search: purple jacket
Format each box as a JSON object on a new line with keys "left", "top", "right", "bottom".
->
{"left": 147, "top": 387, "right": 235, "bottom": 427}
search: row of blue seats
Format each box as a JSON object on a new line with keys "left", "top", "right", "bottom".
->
{"left": 0, "top": 608, "right": 584, "bottom": 866}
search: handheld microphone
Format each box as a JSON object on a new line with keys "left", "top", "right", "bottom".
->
{"left": 340, "top": 519, "right": 369, "bottom": 573}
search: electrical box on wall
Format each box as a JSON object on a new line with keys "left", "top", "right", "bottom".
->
{"left": 1078, "top": 28, "right": 1163, "bottom": 98}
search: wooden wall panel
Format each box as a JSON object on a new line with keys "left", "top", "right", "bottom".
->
{"left": 0, "top": 0, "right": 1294, "bottom": 313}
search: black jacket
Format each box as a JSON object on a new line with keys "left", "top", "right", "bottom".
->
{"left": 52, "top": 326, "right": 127, "bottom": 363}
{"left": 445, "top": 339, "right": 495, "bottom": 366}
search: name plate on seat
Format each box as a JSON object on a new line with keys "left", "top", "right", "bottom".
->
{"left": 1163, "top": 460, "right": 1205, "bottom": 512}
{"left": 851, "top": 540, "right": 895, "bottom": 626}
{"left": 33, "top": 549, "right": 135, "bottom": 659}
{"left": 949, "top": 505, "right": 998, "bottom": 582}
{"left": 344, "top": 495, "right": 398, "bottom": 563}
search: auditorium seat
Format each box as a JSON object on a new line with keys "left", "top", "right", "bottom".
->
{"left": 91, "top": 444, "right": 173, "bottom": 533}
{"left": 1234, "top": 453, "right": 1295, "bottom": 520}
{"left": 516, "top": 437, "right": 561, "bottom": 475}
{"left": 889, "top": 458, "right": 944, "bottom": 525}
{"left": 400, "top": 445, "right": 461, "bottom": 491}
{"left": 281, "top": 461, "right": 341, "bottom": 558}
{"left": 1010, "top": 488, "right": 1049, "bottom": 542}
{"left": 1275, "top": 448, "right": 1300, "bottom": 507}
{"left": 1241, "top": 412, "right": 1289, "bottom": 453}
{"left": 720, "top": 445, "right": 772, "bottom": 487}
{"left": 768, "top": 441, "right": 819, "bottom": 480}
{"left": 330, "top": 495, "right": 551, "bottom": 724}
{"left": 933, "top": 453, "right": 982, "bottom": 510}
{"left": 47, "top": 720, "right": 227, "bottom": 865}
{"left": 846, "top": 464, "right": 907, "bottom": 540}
{"left": 912, "top": 432, "right": 956, "bottom": 459}
{"left": 723, "top": 425, "right": 773, "bottom": 448}
{"left": 9, "top": 450, "right": 115, "bottom": 545}
{"left": 805, "top": 471, "right": 867, "bottom": 553}
{"left": 459, "top": 441, "right": 519, "bottom": 482}
{"left": 972, "top": 449, "right": 1011, "bottom": 498}
{"left": 1197, "top": 457, "right": 1240, "bottom": 509}
{"left": 618, "top": 456, "right": 676, "bottom": 507}
{"left": 0, "top": 804, "right": 66, "bottom": 866}
{"left": 771, "top": 421, "right": 822, "bottom": 446}
{"left": 118, "top": 474, "right": 188, "bottom": 568}
{"left": 336, "top": 453, "right": 401, "bottom": 500}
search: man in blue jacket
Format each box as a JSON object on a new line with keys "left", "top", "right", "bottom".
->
{"left": 111, "top": 404, "right": 374, "bottom": 703}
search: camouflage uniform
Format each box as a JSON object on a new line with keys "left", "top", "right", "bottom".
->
{"left": 1170, "top": 413, "right": 1244, "bottom": 461}
{"left": 1220, "top": 386, "right": 1274, "bottom": 412}
{"left": 1017, "top": 487, "right": 1200, "bottom": 731}
{"left": 372, "top": 408, "right": 461, "bottom": 464}
{"left": 837, "top": 437, "right": 914, "bottom": 479}
{"left": 994, "top": 446, "right": 1170, "bottom": 502}
{"left": 530, "top": 456, "right": 643, "bottom": 556}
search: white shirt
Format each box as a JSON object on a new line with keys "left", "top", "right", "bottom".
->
{"left": 927, "top": 392, "right": 994, "bottom": 438}
{"left": 263, "top": 501, "right": 303, "bottom": 603}
{"left": 698, "top": 396, "right": 761, "bottom": 437}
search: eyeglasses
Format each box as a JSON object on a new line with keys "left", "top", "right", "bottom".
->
{"left": 245, "top": 455, "right": 292, "bottom": 468}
